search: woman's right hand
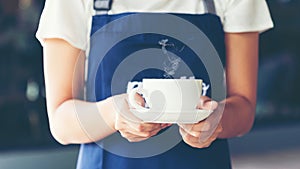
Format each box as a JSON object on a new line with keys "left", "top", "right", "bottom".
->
{"left": 110, "top": 94, "right": 169, "bottom": 142}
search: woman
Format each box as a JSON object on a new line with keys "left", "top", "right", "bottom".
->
{"left": 36, "top": 0, "right": 273, "bottom": 168}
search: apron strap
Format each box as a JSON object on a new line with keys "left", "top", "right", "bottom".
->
{"left": 203, "top": 0, "right": 216, "bottom": 14}
{"left": 94, "top": 0, "right": 112, "bottom": 12}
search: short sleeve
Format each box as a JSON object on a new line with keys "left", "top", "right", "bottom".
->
{"left": 36, "top": 0, "right": 91, "bottom": 50}
{"left": 223, "top": 0, "right": 274, "bottom": 33}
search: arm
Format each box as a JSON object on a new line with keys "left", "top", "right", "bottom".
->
{"left": 43, "top": 38, "right": 164, "bottom": 145}
{"left": 179, "top": 32, "right": 259, "bottom": 147}
{"left": 43, "top": 38, "right": 117, "bottom": 144}
{"left": 219, "top": 32, "right": 258, "bottom": 138}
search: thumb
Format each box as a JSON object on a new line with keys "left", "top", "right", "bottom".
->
{"left": 134, "top": 93, "right": 145, "bottom": 107}
{"left": 197, "top": 96, "right": 218, "bottom": 111}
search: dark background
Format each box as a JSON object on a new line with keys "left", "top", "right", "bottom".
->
{"left": 0, "top": 0, "right": 299, "bottom": 151}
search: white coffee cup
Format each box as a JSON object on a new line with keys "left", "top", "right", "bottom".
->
{"left": 128, "top": 78, "right": 202, "bottom": 113}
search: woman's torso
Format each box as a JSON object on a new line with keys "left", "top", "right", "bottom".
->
{"left": 78, "top": 0, "right": 231, "bottom": 169}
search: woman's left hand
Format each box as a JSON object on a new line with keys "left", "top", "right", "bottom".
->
{"left": 178, "top": 96, "right": 223, "bottom": 148}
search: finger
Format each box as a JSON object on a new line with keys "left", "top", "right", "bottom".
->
{"left": 115, "top": 111, "right": 142, "bottom": 131}
{"left": 184, "top": 121, "right": 210, "bottom": 132}
{"left": 120, "top": 126, "right": 161, "bottom": 141}
{"left": 115, "top": 114, "right": 147, "bottom": 136}
{"left": 179, "top": 127, "right": 198, "bottom": 143}
{"left": 179, "top": 126, "right": 187, "bottom": 139}
{"left": 180, "top": 128, "right": 206, "bottom": 148}
{"left": 206, "top": 104, "right": 224, "bottom": 124}
{"left": 120, "top": 127, "right": 152, "bottom": 138}
{"left": 149, "top": 127, "right": 163, "bottom": 137}
{"left": 201, "top": 129, "right": 220, "bottom": 143}
{"left": 178, "top": 121, "right": 210, "bottom": 137}
{"left": 127, "top": 137, "right": 149, "bottom": 142}
{"left": 190, "top": 132, "right": 217, "bottom": 148}
{"left": 199, "top": 124, "right": 222, "bottom": 143}
{"left": 112, "top": 95, "right": 143, "bottom": 124}
{"left": 198, "top": 141, "right": 213, "bottom": 148}
{"left": 161, "top": 123, "right": 173, "bottom": 129}
{"left": 178, "top": 123, "right": 197, "bottom": 133}
{"left": 120, "top": 132, "right": 149, "bottom": 142}
{"left": 116, "top": 113, "right": 162, "bottom": 138}
{"left": 131, "top": 126, "right": 162, "bottom": 138}
{"left": 195, "top": 103, "right": 224, "bottom": 141}
{"left": 114, "top": 113, "right": 126, "bottom": 131}
{"left": 180, "top": 126, "right": 220, "bottom": 149}
{"left": 134, "top": 93, "right": 145, "bottom": 107}
{"left": 178, "top": 124, "right": 199, "bottom": 137}
{"left": 216, "top": 124, "right": 223, "bottom": 133}
{"left": 125, "top": 123, "right": 162, "bottom": 137}
{"left": 129, "top": 122, "right": 162, "bottom": 132}
{"left": 181, "top": 124, "right": 221, "bottom": 144}
{"left": 199, "top": 109, "right": 223, "bottom": 140}
{"left": 117, "top": 112, "right": 162, "bottom": 136}
{"left": 197, "top": 96, "right": 218, "bottom": 110}
{"left": 119, "top": 131, "right": 139, "bottom": 140}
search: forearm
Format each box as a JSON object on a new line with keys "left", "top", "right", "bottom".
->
{"left": 218, "top": 95, "right": 255, "bottom": 138}
{"left": 218, "top": 32, "right": 258, "bottom": 138}
{"left": 49, "top": 98, "right": 117, "bottom": 145}
{"left": 42, "top": 38, "right": 117, "bottom": 144}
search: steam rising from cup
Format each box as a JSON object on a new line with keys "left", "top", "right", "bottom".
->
{"left": 158, "top": 39, "right": 183, "bottom": 78}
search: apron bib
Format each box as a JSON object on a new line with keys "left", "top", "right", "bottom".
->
{"left": 77, "top": 0, "right": 231, "bottom": 168}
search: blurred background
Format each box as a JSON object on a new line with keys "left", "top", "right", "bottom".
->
{"left": 0, "top": 0, "right": 299, "bottom": 168}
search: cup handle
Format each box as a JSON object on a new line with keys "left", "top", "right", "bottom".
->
{"left": 128, "top": 86, "right": 150, "bottom": 113}
{"left": 126, "top": 81, "right": 142, "bottom": 94}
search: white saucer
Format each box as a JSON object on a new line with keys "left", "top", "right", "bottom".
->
{"left": 129, "top": 109, "right": 213, "bottom": 124}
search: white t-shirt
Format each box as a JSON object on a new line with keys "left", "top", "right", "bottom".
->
{"left": 36, "top": 0, "right": 274, "bottom": 50}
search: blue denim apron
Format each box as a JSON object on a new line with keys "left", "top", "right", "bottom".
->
{"left": 77, "top": 0, "right": 231, "bottom": 168}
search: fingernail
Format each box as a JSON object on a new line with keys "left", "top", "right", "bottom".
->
{"left": 204, "top": 101, "right": 218, "bottom": 110}
{"left": 211, "top": 100, "right": 217, "bottom": 105}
